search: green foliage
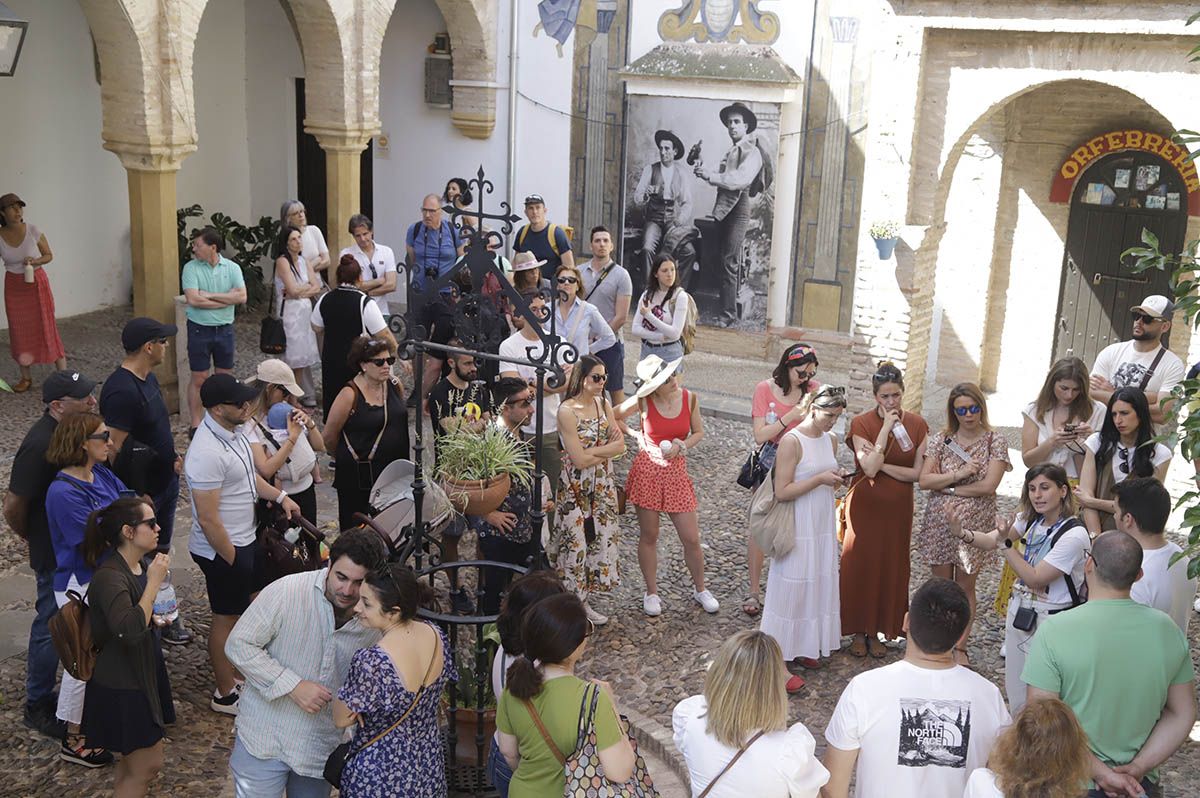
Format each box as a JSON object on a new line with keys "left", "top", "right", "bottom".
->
{"left": 177, "top": 204, "right": 280, "bottom": 309}
{"left": 433, "top": 422, "right": 535, "bottom": 487}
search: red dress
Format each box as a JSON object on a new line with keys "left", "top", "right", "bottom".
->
{"left": 624, "top": 389, "right": 697, "bottom": 513}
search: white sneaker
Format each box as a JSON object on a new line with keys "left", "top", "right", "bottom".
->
{"left": 643, "top": 594, "right": 663, "bottom": 616}
{"left": 1194, "top": 595, "right": 1200, "bottom": 614}
{"left": 584, "top": 602, "right": 609, "bottom": 626}
{"left": 693, "top": 590, "right": 720, "bottom": 614}
{"left": 999, "top": 642, "right": 1007, "bottom": 658}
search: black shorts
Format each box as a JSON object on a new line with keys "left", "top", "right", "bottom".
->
{"left": 193, "top": 543, "right": 258, "bottom": 616}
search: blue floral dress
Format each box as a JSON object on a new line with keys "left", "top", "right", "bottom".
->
{"left": 338, "top": 623, "right": 459, "bottom": 797}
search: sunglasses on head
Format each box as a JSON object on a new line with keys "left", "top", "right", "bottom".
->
{"left": 368, "top": 356, "right": 397, "bottom": 367}
{"left": 589, "top": 373, "right": 608, "bottom": 383}
{"left": 556, "top": 276, "right": 578, "bottom": 285}
{"left": 954, "top": 404, "right": 982, "bottom": 417}
{"left": 1130, "top": 311, "right": 1161, "bottom": 324}
{"left": 87, "top": 430, "right": 111, "bottom": 442}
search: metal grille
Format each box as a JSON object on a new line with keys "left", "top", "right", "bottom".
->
{"left": 425, "top": 55, "right": 452, "bottom": 108}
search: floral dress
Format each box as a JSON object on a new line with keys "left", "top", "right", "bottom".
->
{"left": 551, "top": 405, "right": 621, "bottom": 596}
{"left": 337, "top": 623, "right": 459, "bottom": 798}
{"left": 917, "top": 430, "right": 1012, "bottom": 574}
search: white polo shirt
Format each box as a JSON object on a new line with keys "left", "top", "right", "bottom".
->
{"left": 185, "top": 414, "right": 260, "bottom": 559}
{"left": 340, "top": 243, "right": 400, "bottom": 316}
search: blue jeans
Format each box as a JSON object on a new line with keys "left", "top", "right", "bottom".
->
{"left": 25, "top": 568, "right": 58, "bottom": 707}
{"left": 229, "top": 737, "right": 331, "bottom": 798}
{"left": 486, "top": 739, "right": 513, "bottom": 797}
{"left": 153, "top": 474, "right": 180, "bottom": 553}
{"left": 640, "top": 339, "right": 685, "bottom": 365}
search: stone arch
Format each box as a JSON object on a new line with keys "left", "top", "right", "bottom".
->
{"left": 908, "top": 77, "right": 1192, "bottom": 398}
{"left": 432, "top": 0, "right": 498, "bottom": 139}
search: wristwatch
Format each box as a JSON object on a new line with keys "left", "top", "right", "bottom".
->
{"left": 947, "top": 486, "right": 956, "bottom": 496}
{"left": 1003, "top": 538, "right": 1014, "bottom": 549}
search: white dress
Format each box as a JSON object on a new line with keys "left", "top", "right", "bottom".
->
{"left": 760, "top": 428, "right": 841, "bottom": 660}
{"left": 275, "top": 255, "right": 320, "bottom": 369}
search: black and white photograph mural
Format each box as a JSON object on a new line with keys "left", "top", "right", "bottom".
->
{"left": 623, "top": 95, "right": 779, "bottom": 332}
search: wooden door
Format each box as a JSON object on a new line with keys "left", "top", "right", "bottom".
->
{"left": 1054, "top": 150, "right": 1187, "bottom": 365}
{"left": 295, "top": 78, "right": 373, "bottom": 236}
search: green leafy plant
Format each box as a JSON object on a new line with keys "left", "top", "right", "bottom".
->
{"left": 433, "top": 422, "right": 535, "bottom": 487}
{"left": 869, "top": 220, "right": 900, "bottom": 240}
{"left": 177, "top": 204, "right": 280, "bottom": 308}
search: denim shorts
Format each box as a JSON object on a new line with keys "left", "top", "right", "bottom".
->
{"left": 187, "top": 320, "right": 236, "bottom": 372}
{"left": 640, "top": 339, "right": 684, "bottom": 367}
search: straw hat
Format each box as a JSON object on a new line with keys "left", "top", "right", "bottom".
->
{"left": 634, "top": 354, "right": 682, "bottom": 398}
{"left": 511, "top": 251, "right": 547, "bottom": 273}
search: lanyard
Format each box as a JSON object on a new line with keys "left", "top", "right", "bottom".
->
{"left": 1021, "top": 515, "right": 1068, "bottom": 567}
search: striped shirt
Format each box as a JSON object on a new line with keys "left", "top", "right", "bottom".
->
{"left": 225, "top": 568, "right": 380, "bottom": 777}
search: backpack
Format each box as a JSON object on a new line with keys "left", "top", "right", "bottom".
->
{"left": 749, "top": 135, "right": 774, "bottom": 198}
{"left": 679, "top": 293, "right": 699, "bottom": 355}
{"left": 1028, "top": 515, "right": 1088, "bottom": 608}
{"left": 49, "top": 589, "right": 96, "bottom": 681}
{"left": 517, "top": 223, "right": 575, "bottom": 256}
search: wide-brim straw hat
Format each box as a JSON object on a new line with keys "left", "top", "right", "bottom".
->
{"left": 634, "top": 355, "right": 682, "bottom": 398}
{"left": 511, "top": 251, "right": 547, "bottom": 273}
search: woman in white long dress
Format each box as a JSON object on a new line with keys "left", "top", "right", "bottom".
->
{"left": 281, "top": 199, "right": 330, "bottom": 287}
{"left": 760, "top": 385, "right": 848, "bottom": 693}
{"left": 274, "top": 226, "right": 322, "bottom": 406}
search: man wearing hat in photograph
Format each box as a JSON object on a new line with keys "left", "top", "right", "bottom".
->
{"left": 101, "top": 317, "right": 193, "bottom": 645}
{"left": 5, "top": 369, "right": 98, "bottom": 738}
{"left": 1090, "top": 294, "right": 1186, "bottom": 424}
{"left": 694, "top": 101, "right": 766, "bottom": 327}
{"left": 633, "top": 129, "right": 698, "bottom": 288}
{"left": 185, "top": 373, "right": 300, "bottom": 715}
{"left": 513, "top": 193, "right": 574, "bottom": 280}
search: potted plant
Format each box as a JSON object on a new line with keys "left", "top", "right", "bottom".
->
{"left": 869, "top": 220, "right": 901, "bottom": 260}
{"left": 434, "top": 421, "right": 534, "bottom": 516}
{"left": 443, "top": 626, "right": 500, "bottom": 766}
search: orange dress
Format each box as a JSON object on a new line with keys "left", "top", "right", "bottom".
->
{"left": 840, "top": 410, "right": 928, "bottom": 639}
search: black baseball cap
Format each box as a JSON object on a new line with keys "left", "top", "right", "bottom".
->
{"left": 122, "top": 317, "right": 178, "bottom": 351}
{"left": 43, "top": 370, "right": 96, "bottom": 403}
{"left": 200, "top": 373, "right": 259, "bottom": 408}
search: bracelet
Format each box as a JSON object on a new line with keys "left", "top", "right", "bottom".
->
{"left": 276, "top": 490, "right": 288, "bottom": 504}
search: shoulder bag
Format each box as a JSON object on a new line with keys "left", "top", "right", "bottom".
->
{"left": 747, "top": 433, "right": 797, "bottom": 559}
{"left": 324, "top": 643, "right": 441, "bottom": 788}
{"left": 260, "top": 260, "right": 298, "bottom": 355}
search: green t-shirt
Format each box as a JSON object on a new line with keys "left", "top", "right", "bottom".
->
{"left": 181, "top": 256, "right": 245, "bottom": 326}
{"left": 1022, "top": 598, "right": 1193, "bottom": 780}
{"left": 496, "top": 675, "right": 622, "bottom": 798}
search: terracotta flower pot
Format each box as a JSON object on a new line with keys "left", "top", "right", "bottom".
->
{"left": 441, "top": 474, "right": 511, "bottom": 516}
{"left": 451, "top": 707, "right": 497, "bottom": 765}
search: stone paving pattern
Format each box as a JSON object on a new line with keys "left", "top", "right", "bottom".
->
{"left": 0, "top": 310, "right": 1197, "bottom": 796}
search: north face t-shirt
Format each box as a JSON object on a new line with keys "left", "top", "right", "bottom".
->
{"left": 824, "top": 660, "right": 1011, "bottom": 798}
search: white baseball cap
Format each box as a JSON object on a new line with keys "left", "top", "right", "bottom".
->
{"left": 1130, "top": 295, "right": 1175, "bottom": 320}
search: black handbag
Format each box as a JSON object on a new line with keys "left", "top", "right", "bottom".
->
{"left": 737, "top": 441, "right": 776, "bottom": 489}
{"left": 259, "top": 314, "right": 286, "bottom": 354}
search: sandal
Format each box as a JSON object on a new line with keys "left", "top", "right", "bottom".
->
{"left": 742, "top": 595, "right": 761, "bottom": 617}
{"left": 867, "top": 637, "right": 887, "bottom": 659}
{"left": 848, "top": 634, "right": 868, "bottom": 657}
{"left": 12, "top": 377, "right": 31, "bottom": 393}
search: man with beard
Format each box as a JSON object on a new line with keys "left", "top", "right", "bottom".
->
{"left": 427, "top": 349, "right": 495, "bottom": 614}
{"left": 1090, "top": 294, "right": 1185, "bottom": 424}
{"left": 633, "top": 129, "right": 697, "bottom": 288}
{"left": 225, "top": 529, "right": 386, "bottom": 797}
{"left": 694, "top": 102, "right": 766, "bottom": 327}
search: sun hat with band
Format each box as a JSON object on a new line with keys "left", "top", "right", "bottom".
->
{"left": 511, "top": 251, "right": 547, "bottom": 273}
{"left": 634, "top": 354, "right": 682, "bottom": 399}
{"left": 245, "top": 358, "right": 303, "bottom": 397}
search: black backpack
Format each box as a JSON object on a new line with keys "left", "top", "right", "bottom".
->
{"left": 1025, "top": 515, "right": 1088, "bottom": 608}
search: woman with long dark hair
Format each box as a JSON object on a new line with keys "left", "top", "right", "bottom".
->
{"left": 496, "top": 594, "right": 635, "bottom": 796}
{"left": 950, "top": 464, "right": 1088, "bottom": 711}
{"left": 81, "top": 497, "right": 175, "bottom": 797}
{"left": 552, "top": 355, "right": 625, "bottom": 625}
{"left": 444, "top": 177, "right": 479, "bottom": 233}
{"left": 1021, "top": 357, "right": 1104, "bottom": 478}
{"left": 333, "top": 563, "right": 456, "bottom": 797}
{"left": 271, "top": 225, "right": 321, "bottom": 406}
{"left": 742, "top": 342, "right": 820, "bottom": 616}
{"left": 841, "top": 362, "right": 928, "bottom": 657}
{"left": 1076, "top": 386, "right": 1171, "bottom": 535}
{"left": 630, "top": 254, "right": 688, "bottom": 362}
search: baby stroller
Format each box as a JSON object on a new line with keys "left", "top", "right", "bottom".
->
{"left": 354, "top": 459, "right": 456, "bottom": 560}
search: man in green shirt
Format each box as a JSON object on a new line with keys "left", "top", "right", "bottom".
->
{"left": 1023, "top": 530, "right": 1195, "bottom": 798}
{"left": 181, "top": 226, "right": 246, "bottom": 433}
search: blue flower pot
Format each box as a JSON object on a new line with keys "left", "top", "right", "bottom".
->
{"left": 873, "top": 236, "right": 899, "bottom": 260}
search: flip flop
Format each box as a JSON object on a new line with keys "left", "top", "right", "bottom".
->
{"left": 742, "top": 595, "right": 761, "bottom": 617}
{"left": 848, "top": 635, "right": 868, "bottom": 657}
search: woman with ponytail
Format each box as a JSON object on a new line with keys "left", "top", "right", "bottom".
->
{"left": 496, "top": 593, "right": 635, "bottom": 796}
{"left": 81, "top": 496, "right": 174, "bottom": 797}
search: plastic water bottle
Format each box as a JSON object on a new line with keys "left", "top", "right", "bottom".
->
{"left": 153, "top": 571, "right": 179, "bottom": 624}
{"left": 765, "top": 402, "right": 778, "bottom": 425}
{"left": 892, "top": 421, "right": 914, "bottom": 452}
{"left": 660, "top": 440, "right": 673, "bottom": 457}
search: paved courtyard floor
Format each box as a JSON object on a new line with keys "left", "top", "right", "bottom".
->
{"left": 0, "top": 309, "right": 1197, "bottom": 796}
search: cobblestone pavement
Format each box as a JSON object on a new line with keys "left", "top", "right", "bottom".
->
{"left": 0, "top": 309, "right": 1197, "bottom": 796}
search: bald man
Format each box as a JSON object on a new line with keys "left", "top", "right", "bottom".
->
{"left": 406, "top": 192, "right": 466, "bottom": 293}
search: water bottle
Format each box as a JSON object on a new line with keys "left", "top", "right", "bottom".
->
{"left": 892, "top": 420, "right": 914, "bottom": 452}
{"left": 765, "top": 402, "right": 778, "bottom": 425}
{"left": 153, "top": 571, "right": 179, "bottom": 624}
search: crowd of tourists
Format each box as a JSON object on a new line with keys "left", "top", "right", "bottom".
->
{"left": 3, "top": 171, "right": 1197, "bottom": 798}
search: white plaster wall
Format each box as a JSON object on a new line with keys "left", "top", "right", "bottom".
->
{"left": 374, "top": 0, "right": 571, "bottom": 250}
{"left": 177, "top": 0, "right": 252, "bottom": 223}
{"left": 0, "top": 0, "right": 130, "bottom": 329}
{"left": 244, "top": 0, "right": 303, "bottom": 223}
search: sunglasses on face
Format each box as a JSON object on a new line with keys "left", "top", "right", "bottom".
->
{"left": 589, "top": 373, "right": 608, "bottom": 383}
{"left": 506, "top": 397, "right": 533, "bottom": 408}
{"left": 136, "top": 517, "right": 160, "bottom": 530}
{"left": 1131, "top": 312, "right": 1161, "bottom": 324}
{"left": 556, "top": 276, "right": 578, "bottom": 285}
{"left": 954, "top": 404, "right": 982, "bottom": 417}
{"left": 368, "top": 357, "right": 397, "bottom": 367}
{"left": 584, "top": 618, "right": 596, "bottom": 638}
{"left": 87, "top": 430, "right": 111, "bottom": 442}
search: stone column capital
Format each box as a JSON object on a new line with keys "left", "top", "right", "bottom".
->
{"left": 105, "top": 138, "right": 197, "bottom": 173}
{"left": 307, "top": 123, "right": 378, "bottom": 153}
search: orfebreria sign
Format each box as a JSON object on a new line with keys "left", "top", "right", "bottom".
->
{"left": 1049, "top": 129, "right": 1200, "bottom": 216}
